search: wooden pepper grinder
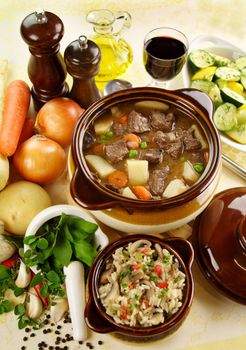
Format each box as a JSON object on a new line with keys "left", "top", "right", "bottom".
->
{"left": 20, "top": 8, "right": 69, "bottom": 110}
{"left": 64, "top": 35, "right": 101, "bottom": 109}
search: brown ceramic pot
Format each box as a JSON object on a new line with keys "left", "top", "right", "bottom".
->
{"left": 70, "top": 87, "right": 221, "bottom": 233}
{"left": 84, "top": 234, "right": 194, "bottom": 341}
{"left": 192, "top": 187, "right": 246, "bottom": 305}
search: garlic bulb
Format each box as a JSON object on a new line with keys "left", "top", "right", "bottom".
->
{"left": 4, "top": 288, "right": 26, "bottom": 306}
{"left": 26, "top": 287, "right": 43, "bottom": 320}
{"left": 50, "top": 297, "right": 68, "bottom": 323}
{"left": 15, "top": 260, "right": 31, "bottom": 288}
{"left": 0, "top": 223, "right": 16, "bottom": 263}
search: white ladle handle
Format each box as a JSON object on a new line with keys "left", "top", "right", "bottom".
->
{"left": 64, "top": 261, "right": 87, "bottom": 341}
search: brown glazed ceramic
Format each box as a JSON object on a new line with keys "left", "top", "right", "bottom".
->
{"left": 71, "top": 87, "right": 221, "bottom": 211}
{"left": 192, "top": 187, "right": 246, "bottom": 305}
{"left": 85, "top": 234, "right": 194, "bottom": 341}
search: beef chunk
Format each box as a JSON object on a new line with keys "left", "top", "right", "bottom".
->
{"left": 153, "top": 131, "right": 177, "bottom": 148}
{"left": 83, "top": 130, "right": 95, "bottom": 150}
{"left": 150, "top": 111, "right": 175, "bottom": 132}
{"left": 127, "top": 110, "right": 150, "bottom": 133}
{"left": 164, "top": 139, "right": 184, "bottom": 159}
{"left": 149, "top": 166, "right": 170, "bottom": 195}
{"left": 104, "top": 140, "right": 128, "bottom": 163}
{"left": 178, "top": 129, "right": 201, "bottom": 151}
{"left": 112, "top": 122, "right": 125, "bottom": 136}
{"left": 138, "top": 148, "right": 163, "bottom": 164}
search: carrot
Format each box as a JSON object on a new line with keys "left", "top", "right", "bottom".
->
{"left": 132, "top": 186, "right": 152, "bottom": 200}
{"left": 92, "top": 143, "right": 104, "bottom": 154}
{"left": 119, "top": 114, "right": 127, "bottom": 125}
{"left": 18, "top": 117, "right": 35, "bottom": 146}
{"left": 107, "top": 170, "right": 128, "bottom": 188}
{"left": 124, "top": 133, "right": 140, "bottom": 149}
{"left": 0, "top": 80, "right": 30, "bottom": 156}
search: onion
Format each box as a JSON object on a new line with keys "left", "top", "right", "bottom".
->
{"left": 13, "top": 135, "right": 67, "bottom": 184}
{"left": 35, "top": 97, "right": 84, "bottom": 147}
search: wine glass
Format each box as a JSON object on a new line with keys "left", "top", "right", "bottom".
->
{"left": 143, "top": 27, "right": 189, "bottom": 88}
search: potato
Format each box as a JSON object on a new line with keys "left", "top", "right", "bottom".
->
{"left": 0, "top": 153, "right": 9, "bottom": 190}
{"left": 163, "top": 179, "right": 188, "bottom": 198}
{"left": 94, "top": 116, "right": 113, "bottom": 135}
{"left": 190, "top": 124, "right": 208, "bottom": 149}
{"left": 183, "top": 161, "right": 199, "bottom": 184}
{"left": 122, "top": 186, "right": 137, "bottom": 199}
{"left": 135, "top": 100, "right": 169, "bottom": 111}
{"left": 0, "top": 181, "right": 51, "bottom": 235}
{"left": 127, "top": 159, "right": 149, "bottom": 185}
{"left": 85, "top": 155, "right": 115, "bottom": 179}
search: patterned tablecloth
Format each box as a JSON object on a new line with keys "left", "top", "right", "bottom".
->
{"left": 0, "top": 1, "right": 245, "bottom": 350}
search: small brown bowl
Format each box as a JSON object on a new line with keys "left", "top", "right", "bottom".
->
{"left": 85, "top": 234, "right": 194, "bottom": 341}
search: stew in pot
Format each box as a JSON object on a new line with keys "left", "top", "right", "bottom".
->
{"left": 83, "top": 100, "right": 208, "bottom": 200}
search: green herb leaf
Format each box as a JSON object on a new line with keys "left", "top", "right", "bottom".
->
{"left": 73, "top": 239, "right": 97, "bottom": 267}
{"left": 29, "top": 272, "right": 43, "bottom": 288}
{"left": 14, "top": 287, "right": 25, "bottom": 297}
{"left": 53, "top": 234, "right": 72, "bottom": 267}
{"left": 0, "top": 300, "right": 12, "bottom": 314}
{"left": 46, "top": 271, "right": 60, "bottom": 284}
{"left": 0, "top": 265, "right": 10, "bottom": 281}
{"left": 14, "top": 303, "right": 25, "bottom": 316}
{"left": 36, "top": 238, "right": 49, "bottom": 250}
{"left": 40, "top": 283, "right": 49, "bottom": 298}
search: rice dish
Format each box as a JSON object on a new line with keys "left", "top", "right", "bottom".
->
{"left": 98, "top": 239, "right": 185, "bottom": 327}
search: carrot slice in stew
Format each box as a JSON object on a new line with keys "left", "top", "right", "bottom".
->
{"left": 92, "top": 143, "right": 104, "bottom": 154}
{"left": 119, "top": 114, "right": 127, "bottom": 125}
{"left": 107, "top": 170, "right": 128, "bottom": 188}
{"left": 124, "top": 133, "right": 140, "bottom": 149}
{"left": 132, "top": 186, "right": 152, "bottom": 200}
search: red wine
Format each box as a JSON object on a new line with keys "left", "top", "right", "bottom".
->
{"left": 144, "top": 36, "right": 187, "bottom": 81}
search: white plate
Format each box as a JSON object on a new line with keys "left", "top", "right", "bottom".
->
{"left": 183, "top": 35, "right": 246, "bottom": 152}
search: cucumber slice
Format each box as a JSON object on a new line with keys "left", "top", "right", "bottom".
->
{"left": 213, "top": 103, "right": 237, "bottom": 131}
{"left": 221, "top": 87, "right": 246, "bottom": 107}
{"left": 225, "top": 123, "right": 246, "bottom": 144}
{"left": 188, "top": 50, "right": 215, "bottom": 72}
{"left": 240, "top": 74, "right": 246, "bottom": 90}
{"left": 235, "top": 56, "right": 246, "bottom": 72}
{"left": 214, "top": 66, "right": 241, "bottom": 81}
{"left": 209, "top": 85, "right": 223, "bottom": 109}
{"left": 210, "top": 53, "right": 231, "bottom": 67}
{"left": 191, "top": 66, "right": 217, "bottom": 81}
{"left": 190, "top": 80, "right": 216, "bottom": 94}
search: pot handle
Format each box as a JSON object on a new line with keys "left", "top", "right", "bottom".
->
{"left": 70, "top": 167, "right": 118, "bottom": 210}
{"left": 176, "top": 88, "right": 214, "bottom": 120}
{"left": 164, "top": 237, "right": 194, "bottom": 270}
{"left": 85, "top": 295, "right": 116, "bottom": 333}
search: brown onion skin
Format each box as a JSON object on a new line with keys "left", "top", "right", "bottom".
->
{"left": 35, "top": 97, "right": 84, "bottom": 147}
{"left": 13, "top": 135, "right": 67, "bottom": 184}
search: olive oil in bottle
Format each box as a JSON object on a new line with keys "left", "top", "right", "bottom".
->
{"left": 86, "top": 9, "right": 133, "bottom": 90}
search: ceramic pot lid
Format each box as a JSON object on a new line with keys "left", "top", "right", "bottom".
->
{"left": 192, "top": 187, "right": 246, "bottom": 304}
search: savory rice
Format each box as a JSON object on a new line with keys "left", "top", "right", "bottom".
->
{"left": 98, "top": 239, "right": 185, "bottom": 327}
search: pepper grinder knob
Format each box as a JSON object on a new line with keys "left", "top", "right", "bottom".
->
{"left": 20, "top": 9, "right": 69, "bottom": 111}
{"left": 64, "top": 35, "right": 101, "bottom": 109}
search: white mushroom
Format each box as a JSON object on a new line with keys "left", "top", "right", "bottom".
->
{"left": 154, "top": 243, "right": 163, "bottom": 259}
{"left": 50, "top": 297, "right": 69, "bottom": 323}
{"left": 128, "top": 240, "right": 151, "bottom": 255}
{"left": 26, "top": 287, "right": 43, "bottom": 320}
{"left": 103, "top": 281, "right": 119, "bottom": 305}
{"left": 150, "top": 312, "right": 164, "bottom": 325}
{"left": 15, "top": 260, "right": 31, "bottom": 288}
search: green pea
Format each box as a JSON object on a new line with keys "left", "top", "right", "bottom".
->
{"left": 194, "top": 163, "right": 204, "bottom": 173}
{"left": 128, "top": 150, "right": 138, "bottom": 158}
